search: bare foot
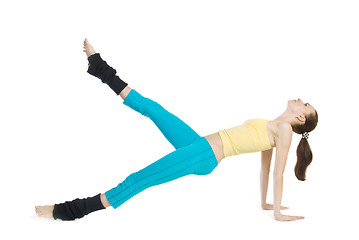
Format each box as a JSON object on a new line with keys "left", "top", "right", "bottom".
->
{"left": 35, "top": 205, "right": 54, "bottom": 219}
{"left": 83, "top": 38, "right": 96, "bottom": 58}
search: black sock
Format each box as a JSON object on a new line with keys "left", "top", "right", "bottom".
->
{"left": 53, "top": 193, "right": 105, "bottom": 221}
{"left": 87, "top": 53, "right": 128, "bottom": 95}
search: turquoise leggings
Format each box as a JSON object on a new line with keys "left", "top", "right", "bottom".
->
{"left": 105, "top": 89, "right": 218, "bottom": 209}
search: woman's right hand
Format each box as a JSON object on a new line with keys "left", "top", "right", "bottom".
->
{"left": 274, "top": 213, "right": 305, "bottom": 222}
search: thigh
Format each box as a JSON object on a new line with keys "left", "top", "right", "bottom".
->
{"left": 105, "top": 137, "right": 218, "bottom": 209}
{"left": 123, "top": 89, "right": 201, "bottom": 149}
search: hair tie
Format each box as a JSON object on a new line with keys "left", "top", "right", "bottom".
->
{"left": 302, "top": 132, "right": 309, "bottom": 139}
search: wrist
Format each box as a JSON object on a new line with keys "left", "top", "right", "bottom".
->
{"left": 273, "top": 203, "right": 281, "bottom": 213}
{"left": 274, "top": 211, "right": 282, "bottom": 217}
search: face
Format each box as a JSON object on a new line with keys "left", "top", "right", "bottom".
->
{"left": 287, "top": 98, "right": 316, "bottom": 122}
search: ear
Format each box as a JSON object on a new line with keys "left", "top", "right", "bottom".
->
{"left": 296, "top": 114, "right": 306, "bottom": 123}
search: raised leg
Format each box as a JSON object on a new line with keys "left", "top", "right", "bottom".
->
{"left": 84, "top": 39, "right": 132, "bottom": 99}
{"left": 123, "top": 89, "right": 201, "bottom": 149}
{"left": 84, "top": 39, "right": 128, "bottom": 96}
{"left": 83, "top": 38, "right": 96, "bottom": 58}
{"left": 83, "top": 38, "right": 131, "bottom": 99}
{"left": 119, "top": 85, "right": 132, "bottom": 100}
{"left": 83, "top": 39, "right": 200, "bottom": 149}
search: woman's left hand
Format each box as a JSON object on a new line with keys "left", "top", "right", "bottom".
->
{"left": 262, "top": 203, "right": 288, "bottom": 210}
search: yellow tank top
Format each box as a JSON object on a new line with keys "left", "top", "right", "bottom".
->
{"left": 218, "top": 119, "right": 273, "bottom": 157}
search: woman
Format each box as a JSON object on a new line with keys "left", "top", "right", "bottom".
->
{"left": 35, "top": 39, "right": 318, "bottom": 222}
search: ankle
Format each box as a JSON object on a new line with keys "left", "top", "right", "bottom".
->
{"left": 100, "top": 193, "right": 111, "bottom": 208}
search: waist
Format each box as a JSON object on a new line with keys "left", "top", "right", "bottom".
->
{"left": 204, "top": 133, "right": 225, "bottom": 164}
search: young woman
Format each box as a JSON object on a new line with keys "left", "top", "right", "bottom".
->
{"left": 35, "top": 39, "right": 318, "bottom": 222}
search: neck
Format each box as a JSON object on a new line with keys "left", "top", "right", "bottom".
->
{"left": 275, "top": 111, "right": 297, "bottom": 125}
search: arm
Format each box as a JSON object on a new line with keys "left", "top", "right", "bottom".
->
{"left": 260, "top": 149, "right": 272, "bottom": 208}
{"left": 273, "top": 124, "right": 291, "bottom": 217}
{"left": 260, "top": 149, "right": 288, "bottom": 211}
{"left": 272, "top": 123, "right": 304, "bottom": 221}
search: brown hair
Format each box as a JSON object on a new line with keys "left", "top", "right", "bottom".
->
{"left": 291, "top": 110, "right": 318, "bottom": 181}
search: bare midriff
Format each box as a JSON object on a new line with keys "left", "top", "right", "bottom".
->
{"left": 205, "top": 132, "right": 225, "bottom": 164}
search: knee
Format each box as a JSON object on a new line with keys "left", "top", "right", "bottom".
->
{"left": 124, "top": 172, "right": 141, "bottom": 189}
{"left": 137, "top": 97, "right": 162, "bottom": 117}
{"left": 124, "top": 90, "right": 162, "bottom": 117}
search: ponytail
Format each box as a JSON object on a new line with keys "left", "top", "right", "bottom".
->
{"left": 295, "top": 138, "right": 312, "bottom": 181}
{"left": 292, "top": 110, "right": 318, "bottom": 181}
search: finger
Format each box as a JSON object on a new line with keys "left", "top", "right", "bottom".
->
{"left": 283, "top": 215, "right": 297, "bottom": 221}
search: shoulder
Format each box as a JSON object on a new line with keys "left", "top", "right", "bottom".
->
{"left": 269, "top": 120, "right": 292, "bottom": 136}
{"left": 270, "top": 121, "right": 292, "bottom": 148}
{"left": 277, "top": 121, "right": 292, "bottom": 134}
{"left": 276, "top": 122, "right": 292, "bottom": 147}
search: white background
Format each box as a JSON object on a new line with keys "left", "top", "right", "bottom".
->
{"left": 1, "top": 0, "right": 358, "bottom": 239}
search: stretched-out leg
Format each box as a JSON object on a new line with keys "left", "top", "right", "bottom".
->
{"left": 35, "top": 137, "right": 217, "bottom": 220}
{"left": 105, "top": 137, "right": 217, "bottom": 209}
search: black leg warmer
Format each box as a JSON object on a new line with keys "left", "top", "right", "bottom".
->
{"left": 87, "top": 53, "right": 128, "bottom": 95}
{"left": 53, "top": 193, "right": 105, "bottom": 221}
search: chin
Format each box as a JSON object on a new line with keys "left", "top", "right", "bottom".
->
{"left": 286, "top": 101, "right": 294, "bottom": 111}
